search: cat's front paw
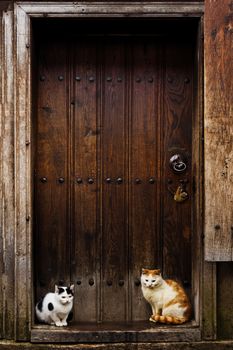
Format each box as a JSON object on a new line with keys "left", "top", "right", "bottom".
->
{"left": 61, "top": 321, "right": 67, "bottom": 326}
{"left": 55, "top": 321, "right": 64, "bottom": 327}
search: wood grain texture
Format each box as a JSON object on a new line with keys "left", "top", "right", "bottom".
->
{"left": 1, "top": 3, "right": 203, "bottom": 339}
{"left": 34, "top": 23, "right": 195, "bottom": 325}
{"left": 130, "top": 39, "right": 160, "bottom": 321}
{"left": 16, "top": 2, "right": 204, "bottom": 18}
{"left": 204, "top": 0, "right": 233, "bottom": 261}
{"left": 162, "top": 39, "right": 193, "bottom": 286}
{"left": 101, "top": 40, "right": 128, "bottom": 322}
{"left": 202, "top": 262, "right": 217, "bottom": 340}
{"left": 217, "top": 262, "right": 233, "bottom": 339}
{"left": 31, "top": 323, "right": 200, "bottom": 343}
{"left": 14, "top": 4, "right": 32, "bottom": 340}
{"left": 35, "top": 40, "right": 70, "bottom": 297}
{"left": 73, "top": 40, "right": 98, "bottom": 322}
{"left": 3, "top": 340, "right": 233, "bottom": 350}
{"left": 0, "top": 10, "right": 15, "bottom": 340}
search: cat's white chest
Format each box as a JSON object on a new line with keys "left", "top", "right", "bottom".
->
{"left": 142, "top": 284, "right": 176, "bottom": 307}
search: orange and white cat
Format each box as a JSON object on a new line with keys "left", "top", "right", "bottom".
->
{"left": 141, "top": 268, "right": 191, "bottom": 324}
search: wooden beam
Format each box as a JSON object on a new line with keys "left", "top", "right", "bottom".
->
{"left": 17, "top": 2, "right": 204, "bottom": 17}
{"left": 14, "top": 4, "right": 32, "bottom": 340}
{"left": 0, "top": 9, "right": 15, "bottom": 340}
{"left": 204, "top": 0, "right": 233, "bottom": 260}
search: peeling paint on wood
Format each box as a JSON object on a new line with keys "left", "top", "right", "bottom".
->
{"left": 204, "top": 0, "right": 233, "bottom": 261}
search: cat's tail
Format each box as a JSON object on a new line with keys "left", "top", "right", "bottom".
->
{"left": 150, "top": 315, "right": 187, "bottom": 324}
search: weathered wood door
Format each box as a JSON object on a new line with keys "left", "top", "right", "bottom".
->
{"left": 34, "top": 24, "right": 194, "bottom": 323}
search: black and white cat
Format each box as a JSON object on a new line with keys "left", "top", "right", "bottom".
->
{"left": 35, "top": 285, "right": 74, "bottom": 327}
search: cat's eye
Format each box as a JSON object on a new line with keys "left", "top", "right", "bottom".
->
{"left": 61, "top": 296, "right": 66, "bottom": 299}
{"left": 152, "top": 280, "right": 156, "bottom": 282}
{"left": 145, "top": 279, "right": 149, "bottom": 282}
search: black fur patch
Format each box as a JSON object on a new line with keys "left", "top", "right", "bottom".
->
{"left": 48, "top": 302, "right": 54, "bottom": 311}
{"left": 37, "top": 298, "right": 43, "bottom": 312}
{"left": 67, "top": 287, "right": 74, "bottom": 296}
{"left": 58, "top": 287, "right": 65, "bottom": 294}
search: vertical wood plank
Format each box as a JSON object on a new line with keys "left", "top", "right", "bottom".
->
{"left": 101, "top": 40, "right": 128, "bottom": 321}
{"left": 14, "top": 5, "right": 31, "bottom": 340}
{"left": 130, "top": 39, "right": 159, "bottom": 320}
{"left": 192, "top": 17, "right": 204, "bottom": 325}
{"left": 0, "top": 10, "right": 15, "bottom": 340}
{"left": 72, "top": 39, "right": 98, "bottom": 322}
{"left": 202, "top": 262, "right": 217, "bottom": 340}
{"left": 35, "top": 40, "right": 70, "bottom": 297}
{"left": 204, "top": 0, "right": 233, "bottom": 261}
{"left": 217, "top": 262, "right": 233, "bottom": 339}
{"left": 162, "top": 39, "right": 193, "bottom": 287}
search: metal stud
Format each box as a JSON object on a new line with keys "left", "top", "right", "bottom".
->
{"left": 167, "top": 76, "right": 173, "bottom": 83}
{"left": 149, "top": 178, "right": 155, "bottom": 184}
{"left": 88, "top": 178, "right": 94, "bottom": 184}
{"left": 58, "top": 75, "right": 64, "bottom": 81}
{"left": 136, "top": 77, "right": 141, "bottom": 83}
{"left": 215, "top": 224, "right": 220, "bottom": 230}
{"left": 135, "top": 178, "right": 141, "bottom": 184}
{"left": 89, "top": 278, "right": 94, "bottom": 286}
{"left": 106, "top": 178, "right": 111, "bottom": 184}
{"left": 89, "top": 77, "right": 95, "bottom": 82}
{"left": 58, "top": 177, "right": 65, "bottom": 184}
{"left": 180, "top": 179, "right": 189, "bottom": 184}
{"left": 107, "top": 279, "right": 112, "bottom": 286}
{"left": 76, "top": 178, "right": 83, "bottom": 184}
{"left": 184, "top": 77, "right": 190, "bottom": 84}
{"left": 117, "top": 77, "right": 122, "bottom": 82}
{"left": 106, "top": 77, "right": 112, "bottom": 82}
{"left": 119, "top": 280, "right": 124, "bottom": 286}
{"left": 75, "top": 76, "right": 81, "bottom": 81}
{"left": 148, "top": 77, "right": 153, "bottom": 83}
{"left": 183, "top": 280, "right": 190, "bottom": 287}
{"left": 40, "top": 177, "right": 47, "bottom": 183}
{"left": 76, "top": 279, "right": 81, "bottom": 285}
{"left": 135, "top": 278, "right": 141, "bottom": 286}
{"left": 40, "top": 75, "right": 45, "bottom": 81}
{"left": 116, "top": 177, "right": 123, "bottom": 184}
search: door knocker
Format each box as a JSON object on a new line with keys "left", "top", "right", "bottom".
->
{"left": 169, "top": 154, "right": 187, "bottom": 173}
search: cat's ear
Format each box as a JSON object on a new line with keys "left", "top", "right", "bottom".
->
{"left": 70, "top": 284, "right": 74, "bottom": 292}
{"left": 156, "top": 269, "right": 161, "bottom": 275}
{"left": 55, "top": 285, "right": 59, "bottom": 293}
{"left": 142, "top": 268, "right": 147, "bottom": 274}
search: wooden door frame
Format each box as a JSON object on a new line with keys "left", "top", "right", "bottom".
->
{"left": 1, "top": 1, "right": 215, "bottom": 342}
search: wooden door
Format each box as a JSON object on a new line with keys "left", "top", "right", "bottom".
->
{"left": 34, "top": 29, "right": 194, "bottom": 323}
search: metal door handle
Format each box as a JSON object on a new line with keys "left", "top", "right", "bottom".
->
{"left": 169, "top": 154, "right": 187, "bottom": 173}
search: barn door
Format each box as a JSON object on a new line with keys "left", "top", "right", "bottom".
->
{"left": 34, "top": 33, "right": 194, "bottom": 323}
